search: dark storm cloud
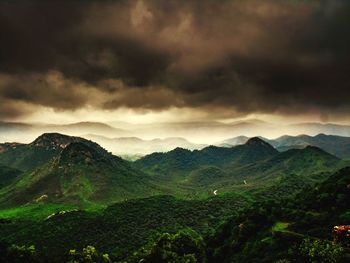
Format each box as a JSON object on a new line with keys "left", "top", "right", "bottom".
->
{"left": 0, "top": 0, "right": 350, "bottom": 118}
{"left": 0, "top": 71, "right": 89, "bottom": 109}
{"left": 0, "top": 1, "right": 170, "bottom": 86}
{"left": 0, "top": 99, "right": 29, "bottom": 119}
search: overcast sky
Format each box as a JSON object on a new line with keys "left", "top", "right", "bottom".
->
{"left": 1, "top": 0, "right": 350, "bottom": 124}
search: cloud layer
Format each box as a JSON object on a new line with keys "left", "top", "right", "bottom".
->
{"left": 1, "top": 0, "right": 350, "bottom": 120}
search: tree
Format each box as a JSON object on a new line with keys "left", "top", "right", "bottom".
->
{"left": 67, "top": 245, "right": 111, "bottom": 263}
{"left": 299, "top": 238, "right": 343, "bottom": 263}
{"left": 6, "top": 245, "right": 37, "bottom": 263}
{"left": 130, "top": 230, "right": 207, "bottom": 263}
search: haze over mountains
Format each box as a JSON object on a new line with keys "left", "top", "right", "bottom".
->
{"left": 2, "top": 120, "right": 350, "bottom": 158}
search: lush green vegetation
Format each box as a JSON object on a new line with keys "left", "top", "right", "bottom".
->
{"left": 1, "top": 133, "right": 350, "bottom": 262}
{"left": 0, "top": 194, "right": 248, "bottom": 261}
{"left": 0, "top": 133, "right": 108, "bottom": 172}
{"left": 0, "top": 141, "right": 164, "bottom": 208}
{"left": 0, "top": 165, "right": 22, "bottom": 188}
{"left": 134, "top": 137, "right": 348, "bottom": 199}
{"left": 1, "top": 166, "right": 350, "bottom": 262}
{"left": 0, "top": 203, "right": 78, "bottom": 220}
{"left": 206, "top": 167, "right": 350, "bottom": 262}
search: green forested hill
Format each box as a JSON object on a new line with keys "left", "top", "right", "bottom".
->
{"left": 232, "top": 145, "right": 345, "bottom": 183}
{"left": 135, "top": 138, "right": 347, "bottom": 198}
{"left": 0, "top": 194, "right": 249, "bottom": 262}
{"left": 0, "top": 133, "right": 105, "bottom": 172}
{"left": 0, "top": 142, "right": 162, "bottom": 208}
{"left": 207, "top": 167, "right": 350, "bottom": 263}
{"left": 134, "top": 137, "right": 278, "bottom": 175}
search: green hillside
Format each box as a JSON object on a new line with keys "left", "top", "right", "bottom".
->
{"left": 0, "top": 142, "right": 162, "bottom": 208}
{"left": 207, "top": 167, "right": 350, "bottom": 263}
{"left": 236, "top": 145, "right": 345, "bottom": 182}
{"left": 0, "top": 165, "right": 22, "bottom": 189}
{"left": 135, "top": 139, "right": 347, "bottom": 199}
{"left": 0, "top": 133, "right": 104, "bottom": 172}
{"left": 135, "top": 137, "right": 278, "bottom": 175}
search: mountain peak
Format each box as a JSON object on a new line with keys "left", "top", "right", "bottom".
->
{"left": 31, "top": 133, "right": 83, "bottom": 149}
{"left": 246, "top": 137, "right": 271, "bottom": 147}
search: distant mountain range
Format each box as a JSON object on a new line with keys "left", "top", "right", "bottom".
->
{"left": 107, "top": 120, "right": 350, "bottom": 143}
{"left": 218, "top": 133, "right": 350, "bottom": 159}
{"left": 83, "top": 134, "right": 207, "bottom": 156}
{"left": 3, "top": 119, "right": 350, "bottom": 160}
{"left": 2, "top": 120, "right": 350, "bottom": 146}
